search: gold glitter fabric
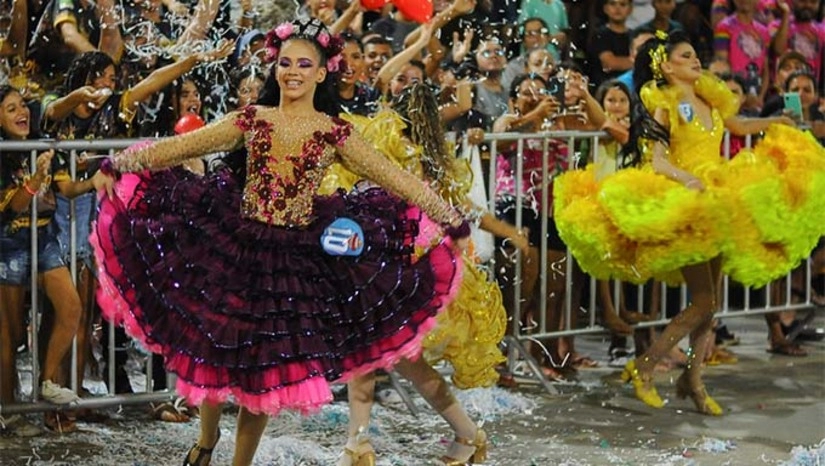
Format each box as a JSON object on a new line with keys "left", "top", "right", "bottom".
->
{"left": 321, "top": 110, "right": 507, "bottom": 389}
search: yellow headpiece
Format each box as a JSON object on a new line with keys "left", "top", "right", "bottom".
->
{"left": 648, "top": 30, "right": 669, "bottom": 81}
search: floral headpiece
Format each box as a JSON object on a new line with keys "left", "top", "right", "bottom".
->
{"left": 648, "top": 30, "right": 669, "bottom": 81}
{"left": 264, "top": 18, "right": 345, "bottom": 72}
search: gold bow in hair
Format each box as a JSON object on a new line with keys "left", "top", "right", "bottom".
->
{"left": 648, "top": 30, "right": 669, "bottom": 80}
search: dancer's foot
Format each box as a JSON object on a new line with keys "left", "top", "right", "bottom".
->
{"left": 439, "top": 428, "right": 487, "bottom": 465}
{"left": 621, "top": 360, "right": 664, "bottom": 408}
{"left": 338, "top": 437, "right": 375, "bottom": 466}
{"left": 675, "top": 372, "right": 723, "bottom": 416}
{"left": 183, "top": 429, "right": 221, "bottom": 466}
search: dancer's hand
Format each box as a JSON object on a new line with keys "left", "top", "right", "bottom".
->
{"left": 685, "top": 177, "right": 705, "bottom": 192}
{"left": 92, "top": 170, "right": 115, "bottom": 200}
{"left": 511, "top": 228, "right": 530, "bottom": 254}
{"left": 454, "top": 236, "right": 470, "bottom": 252}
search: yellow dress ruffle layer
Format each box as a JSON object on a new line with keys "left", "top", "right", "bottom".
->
{"left": 422, "top": 253, "right": 506, "bottom": 389}
{"left": 320, "top": 109, "right": 506, "bottom": 388}
{"left": 554, "top": 73, "right": 825, "bottom": 287}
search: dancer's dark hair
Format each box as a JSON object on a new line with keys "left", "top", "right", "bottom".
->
{"left": 621, "top": 31, "right": 691, "bottom": 168}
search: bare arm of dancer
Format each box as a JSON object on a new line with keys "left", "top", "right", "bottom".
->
{"left": 113, "top": 113, "right": 244, "bottom": 172}
{"left": 337, "top": 131, "right": 465, "bottom": 227}
{"left": 479, "top": 212, "right": 530, "bottom": 253}
{"left": 648, "top": 107, "right": 704, "bottom": 191}
{"left": 723, "top": 115, "right": 796, "bottom": 136}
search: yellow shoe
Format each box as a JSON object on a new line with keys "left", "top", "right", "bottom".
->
{"left": 675, "top": 373, "right": 723, "bottom": 416}
{"left": 341, "top": 440, "right": 376, "bottom": 466}
{"left": 439, "top": 428, "right": 487, "bottom": 465}
{"left": 621, "top": 360, "right": 664, "bottom": 408}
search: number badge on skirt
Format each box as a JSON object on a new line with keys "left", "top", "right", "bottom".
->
{"left": 321, "top": 218, "right": 365, "bottom": 256}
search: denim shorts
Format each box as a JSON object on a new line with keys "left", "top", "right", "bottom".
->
{"left": 0, "top": 223, "right": 67, "bottom": 285}
{"left": 54, "top": 192, "right": 96, "bottom": 269}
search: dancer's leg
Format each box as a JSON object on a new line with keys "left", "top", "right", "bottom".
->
{"left": 635, "top": 260, "right": 717, "bottom": 376}
{"left": 232, "top": 407, "right": 269, "bottom": 466}
{"left": 184, "top": 401, "right": 222, "bottom": 465}
{"left": 394, "top": 358, "right": 479, "bottom": 460}
{"left": 338, "top": 373, "right": 377, "bottom": 466}
{"left": 676, "top": 257, "right": 724, "bottom": 415}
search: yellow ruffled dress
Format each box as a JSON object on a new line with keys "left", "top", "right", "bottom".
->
{"left": 320, "top": 110, "right": 506, "bottom": 388}
{"left": 554, "top": 73, "right": 825, "bottom": 287}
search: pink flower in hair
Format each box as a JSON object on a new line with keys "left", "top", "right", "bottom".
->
{"left": 317, "top": 32, "right": 330, "bottom": 47}
{"left": 274, "top": 22, "right": 294, "bottom": 40}
{"left": 327, "top": 54, "right": 343, "bottom": 72}
{"left": 265, "top": 46, "right": 279, "bottom": 63}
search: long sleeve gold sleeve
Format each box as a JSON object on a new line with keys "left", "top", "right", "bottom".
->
{"left": 337, "top": 131, "right": 463, "bottom": 226}
{"left": 114, "top": 112, "right": 245, "bottom": 172}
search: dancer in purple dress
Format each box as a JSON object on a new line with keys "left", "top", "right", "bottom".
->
{"left": 91, "top": 18, "right": 469, "bottom": 466}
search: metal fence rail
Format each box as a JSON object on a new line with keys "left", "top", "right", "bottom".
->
{"left": 0, "top": 131, "right": 820, "bottom": 414}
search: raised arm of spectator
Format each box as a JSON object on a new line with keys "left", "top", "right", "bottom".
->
{"left": 122, "top": 40, "right": 234, "bottom": 112}
{"left": 330, "top": 0, "right": 363, "bottom": 35}
{"left": 580, "top": 82, "right": 607, "bottom": 129}
{"left": 403, "top": 0, "right": 477, "bottom": 49}
{"left": 44, "top": 87, "right": 102, "bottom": 123}
{"left": 178, "top": 0, "right": 221, "bottom": 44}
{"left": 56, "top": 3, "right": 98, "bottom": 55}
{"left": 440, "top": 79, "right": 473, "bottom": 122}
{"left": 376, "top": 21, "right": 435, "bottom": 95}
{"left": 424, "top": 37, "right": 447, "bottom": 78}
{"left": 238, "top": 0, "right": 257, "bottom": 31}
{"left": 771, "top": 0, "right": 791, "bottom": 56}
{"left": 0, "top": 0, "right": 27, "bottom": 57}
{"left": 96, "top": 0, "right": 124, "bottom": 63}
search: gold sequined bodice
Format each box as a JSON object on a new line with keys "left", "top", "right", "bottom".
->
{"left": 669, "top": 105, "right": 725, "bottom": 177}
{"left": 113, "top": 106, "right": 463, "bottom": 228}
{"left": 236, "top": 107, "right": 350, "bottom": 226}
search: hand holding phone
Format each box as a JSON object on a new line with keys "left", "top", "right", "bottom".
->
{"left": 784, "top": 91, "right": 804, "bottom": 121}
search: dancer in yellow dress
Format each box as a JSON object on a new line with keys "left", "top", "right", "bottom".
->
{"left": 324, "top": 84, "right": 528, "bottom": 465}
{"left": 554, "top": 30, "right": 825, "bottom": 415}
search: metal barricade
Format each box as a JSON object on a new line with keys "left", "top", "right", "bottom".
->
{"left": 481, "top": 129, "right": 822, "bottom": 394}
{"left": 0, "top": 131, "right": 820, "bottom": 414}
{"left": 0, "top": 139, "right": 177, "bottom": 416}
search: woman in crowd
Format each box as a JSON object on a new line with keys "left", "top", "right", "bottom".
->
{"left": 0, "top": 85, "right": 113, "bottom": 434}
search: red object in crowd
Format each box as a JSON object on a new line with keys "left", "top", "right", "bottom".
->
{"left": 393, "top": 0, "right": 433, "bottom": 23}
{"left": 174, "top": 114, "right": 206, "bottom": 135}
{"left": 360, "top": 0, "right": 387, "bottom": 11}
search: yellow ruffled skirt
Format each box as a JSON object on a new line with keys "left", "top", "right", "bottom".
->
{"left": 422, "top": 252, "right": 507, "bottom": 389}
{"left": 554, "top": 125, "right": 825, "bottom": 287}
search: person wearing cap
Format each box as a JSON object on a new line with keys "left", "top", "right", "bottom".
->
{"left": 232, "top": 29, "right": 266, "bottom": 68}
{"left": 760, "top": 50, "right": 811, "bottom": 117}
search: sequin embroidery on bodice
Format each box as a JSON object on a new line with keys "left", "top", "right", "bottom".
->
{"left": 235, "top": 106, "right": 352, "bottom": 226}
{"left": 669, "top": 103, "right": 725, "bottom": 176}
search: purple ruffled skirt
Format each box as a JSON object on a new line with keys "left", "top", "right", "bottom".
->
{"left": 91, "top": 167, "right": 461, "bottom": 415}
